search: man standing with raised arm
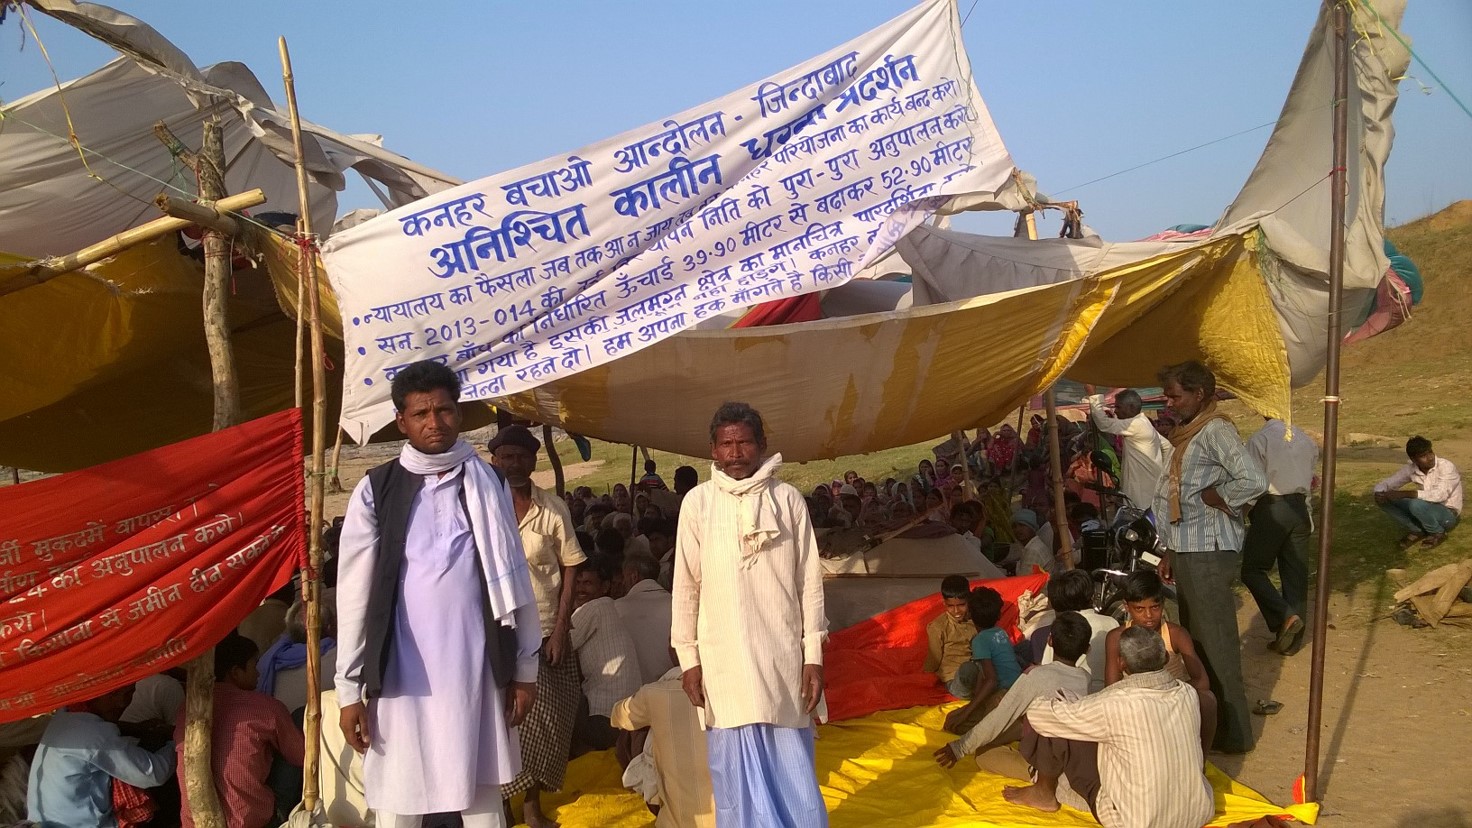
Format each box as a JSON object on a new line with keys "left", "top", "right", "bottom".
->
{"left": 1084, "top": 386, "right": 1168, "bottom": 511}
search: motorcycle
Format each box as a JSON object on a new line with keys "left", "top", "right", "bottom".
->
{"left": 1077, "top": 484, "right": 1176, "bottom": 623}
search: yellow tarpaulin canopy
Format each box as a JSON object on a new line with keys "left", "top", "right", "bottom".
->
{"left": 0, "top": 234, "right": 489, "bottom": 472}
{"left": 499, "top": 232, "right": 1292, "bottom": 462}
{"left": 0, "top": 0, "right": 1407, "bottom": 471}
{"left": 0, "top": 230, "right": 1287, "bottom": 469}
{"left": 535, "top": 704, "right": 1318, "bottom": 826}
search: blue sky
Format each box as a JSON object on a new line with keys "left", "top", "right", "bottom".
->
{"left": 3, "top": 1, "right": 1468, "bottom": 240}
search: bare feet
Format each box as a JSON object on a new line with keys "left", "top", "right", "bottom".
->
{"left": 523, "top": 799, "right": 561, "bottom": 828}
{"left": 1421, "top": 533, "right": 1448, "bottom": 549}
{"left": 1003, "top": 783, "right": 1061, "bottom": 812}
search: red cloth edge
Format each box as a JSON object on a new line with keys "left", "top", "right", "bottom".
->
{"left": 825, "top": 573, "right": 1048, "bottom": 722}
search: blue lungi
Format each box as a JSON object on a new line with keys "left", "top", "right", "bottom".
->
{"left": 706, "top": 724, "right": 828, "bottom": 828}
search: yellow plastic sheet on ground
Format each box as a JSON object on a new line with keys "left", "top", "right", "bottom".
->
{"left": 537, "top": 705, "right": 1318, "bottom": 827}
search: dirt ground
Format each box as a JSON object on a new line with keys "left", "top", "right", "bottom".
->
{"left": 1226, "top": 594, "right": 1472, "bottom": 827}
{"left": 321, "top": 436, "right": 1472, "bottom": 828}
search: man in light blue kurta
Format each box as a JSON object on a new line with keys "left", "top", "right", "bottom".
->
{"left": 28, "top": 685, "right": 176, "bottom": 828}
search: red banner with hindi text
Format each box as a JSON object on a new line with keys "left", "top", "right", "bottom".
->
{"left": 0, "top": 409, "right": 304, "bottom": 722}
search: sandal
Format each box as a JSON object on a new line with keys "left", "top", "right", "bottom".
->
{"left": 1252, "top": 700, "right": 1284, "bottom": 716}
{"left": 1421, "top": 533, "right": 1447, "bottom": 549}
{"left": 1273, "top": 616, "right": 1305, "bottom": 655}
{"left": 1397, "top": 533, "right": 1425, "bottom": 550}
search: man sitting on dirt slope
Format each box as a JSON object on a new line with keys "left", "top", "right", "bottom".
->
{"left": 1373, "top": 435, "right": 1462, "bottom": 549}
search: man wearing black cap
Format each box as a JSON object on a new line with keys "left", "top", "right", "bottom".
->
{"left": 489, "top": 425, "right": 585, "bottom": 828}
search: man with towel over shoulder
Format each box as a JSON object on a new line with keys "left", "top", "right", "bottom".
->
{"left": 672, "top": 402, "right": 829, "bottom": 828}
{"left": 335, "top": 360, "right": 541, "bottom": 828}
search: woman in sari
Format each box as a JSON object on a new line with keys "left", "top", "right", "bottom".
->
{"left": 894, "top": 481, "right": 915, "bottom": 509}
{"left": 988, "top": 425, "right": 1020, "bottom": 478}
{"left": 913, "top": 459, "right": 939, "bottom": 493}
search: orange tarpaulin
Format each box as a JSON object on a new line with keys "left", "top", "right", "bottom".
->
{"left": 0, "top": 410, "right": 304, "bottom": 721}
{"left": 825, "top": 573, "right": 1048, "bottom": 722}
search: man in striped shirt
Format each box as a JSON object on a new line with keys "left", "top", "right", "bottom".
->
{"left": 1153, "top": 361, "right": 1266, "bottom": 754}
{"left": 1005, "top": 627, "right": 1214, "bottom": 828}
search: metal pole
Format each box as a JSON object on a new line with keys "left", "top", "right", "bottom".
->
{"left": 1304, "top": 0, "right": 1351, "bottom": 803}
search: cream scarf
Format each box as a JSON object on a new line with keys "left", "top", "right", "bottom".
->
{"left": 711, "top": 453, "right": 784, "bottom": 568}
{"left": 399, "top": 440, "right": 535, "bottom": 627}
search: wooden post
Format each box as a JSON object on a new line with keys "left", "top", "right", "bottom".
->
{"left": 281, "top": 37, "right": 329, "bottom": 815}
{"left": 952, "top": 430, "right": 976, "bottom": 501}
{"left": 1022, "top": 209, "right": 1073, "bottom": 567}
{"left": 0, "top": 190, "right": 266, "bottom": 298}
{"left": 1044, "top": 391, "right": 1074, "bottom": 568}
{"left": 8, "top": 467, "right": 19, "bottom": 486}
{"left": 153, "top": 194, "right": 241, "bottom": 235}
{"left": 629, "top": 444, "right": 639, "bottom": 492}
{"left": 1304, "top": 0, "right": 1351, "bottom": 803}
{"left": 154, "top": 119, "right": 243, "bottom": 431}
{"left": 329, "top": 427, "right": 346, "bottom": 494}
{"left": 1005, "top": 405, "right": 1026, "bottom": 499}
{"left": 544, "top": 424, "right": 566, "bottom": 497}
{"left": 154, "top": 115, "right": 236, "bottom": 828}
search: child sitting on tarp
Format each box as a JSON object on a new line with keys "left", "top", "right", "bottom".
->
{"left": 923, "top": 575, "right": 979, "bottom": 697}
{"left": 943, "top": 586, "right": 1022, "bottom": 735}
{"left": 934, "top": 611, "right": 1093, "bottom": 768}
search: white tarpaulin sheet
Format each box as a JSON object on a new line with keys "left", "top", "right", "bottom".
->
{"left": 323, "top": 0, "right": 1023, "bottom": 442}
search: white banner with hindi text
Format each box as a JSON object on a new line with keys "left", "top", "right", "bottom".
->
{"left": 324, "top": 0, "right": 1019, "bottom": 442}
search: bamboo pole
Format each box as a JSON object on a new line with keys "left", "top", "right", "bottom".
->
{"left": 544, "top": 424, "right": 567, "bottom": 497}
{"left": 329, "top": 427, "right": 346, "bottom": 494}
{"left": 153, "top": 194, "right": 241, "bottom": 235}
{"left": 0, "top": 189, "right": 266, "bottom": 298}
{"left": 1304, "top": 0, "right": 1351, "bottom": 803}
{"left": 952, "top": 430, "right": 976, "bottom": 501}
{"left": 293, "top": 236, "right": 307, "bottom": 411}
{"left": 1005, "top": 405, "right": 1025, "bottom": 500}
{"left": 169, "top": 115, "right": 234, "bottom": 828}
{"left": 280, "top": 36, "right": 329, "bottom": 814}
{"left": 1021, "top": 210, "right": 1073, "bottom": 567}
{"left": 1044, "top": 391, "right": 1074, "bottom": 569}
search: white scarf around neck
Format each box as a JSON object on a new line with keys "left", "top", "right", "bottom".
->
{"left": 711, "top": 453, "right": 784, "bottom": 567}
{"left": 398, "top": 440, "right": 535, "bottom": 628}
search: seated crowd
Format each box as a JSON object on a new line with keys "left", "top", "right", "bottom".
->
{"left": 16, "top": 401, "right": 1334, "bottom": 828}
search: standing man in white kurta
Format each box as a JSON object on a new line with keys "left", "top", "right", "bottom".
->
{"left": 1085, "top": 387, "right": 1168, "bottom": 512}
{"left": 336, "top": 361, "right": 541, "bottom": 828}
{"left": 672, "top": 402, "right": 829, "bottom": 828}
